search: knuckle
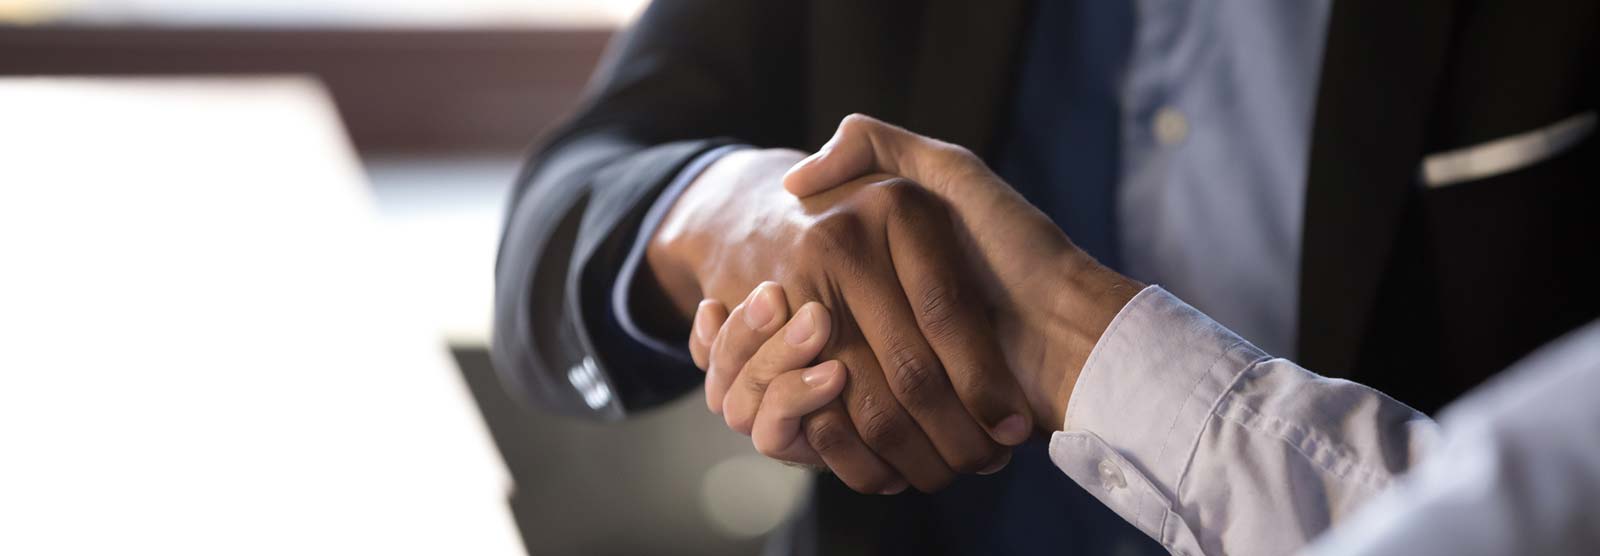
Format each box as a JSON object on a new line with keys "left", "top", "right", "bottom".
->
{"left": 940, "top": 144, "right": 982, "bottom": 167}
{"left": 856, "top": 401, "right": 913, "bottom": 451}
{"left": 737, "top": 357, "right": 777, "bottom": 386}
{"left": 926, "top": 140, "right": 980, "bottom": 168}
{"left": 739, "top": 374, "right": 771, "bottom": 397}
{"left": 916, "top": 281, "right": 963, "bottom": 342}
{"left": 872, "top": 178, "right": 935, "bottom": 209}
{"left": 885, "top": 346, "right": 942, "bottom": 409}
{"left": 804, "top": 413, "right": 853, "bottom": 455}
{"left": 799, "top": 211, "right": 870, "bottom": 261}
{"left": 839, "top": 113, "right": 876, "bottom": 134}
{"left": 873, "top": 179, "right": 949, "bottom": 227}
{"left": 946, "top": 151, "right": 994, "bottom": 183}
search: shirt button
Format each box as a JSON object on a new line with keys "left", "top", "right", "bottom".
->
{"left": 1097, "top": 458, "right": 1127, "bottom": 490}
{"left": 1153, "top": 106, "right": 1188, "bottom": 145}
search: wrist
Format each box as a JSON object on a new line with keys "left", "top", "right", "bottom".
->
{"left": 645, "top": 148, "right": 806, "bottom": 319}
{"left": 1029, "top": 251, "right": 1143, "bottom": 431}
{"left": 645, "top": 167, "right": 722, "bottom": 320}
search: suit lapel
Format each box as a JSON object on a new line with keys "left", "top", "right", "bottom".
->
{"left": 1297, "top": 0, "right": 1455, "bottom": 375}
{"left": 906, "top": 0, "right": 1028, "bottom": 156}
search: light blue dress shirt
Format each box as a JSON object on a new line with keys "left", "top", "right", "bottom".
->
{"left": 993, "top": 0, "right": 1330, "bottom": 358}
{"left": 1114, "top": 0, "right": 1331, "bottom": 357}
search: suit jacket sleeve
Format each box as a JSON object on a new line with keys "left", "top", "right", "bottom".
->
{"left": 491, "top": 0, "right": 805, "bottom": 420}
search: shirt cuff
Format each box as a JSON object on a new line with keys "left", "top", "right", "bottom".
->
{"left": 1047, "top": 285, "right": 1268, "bottom": 542}
{"left": 610, "top": 144, "right": 747, "bottom": 359}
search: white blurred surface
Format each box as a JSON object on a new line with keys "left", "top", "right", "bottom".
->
{"left": 363, "top": 154, "right": 517, "bottom": 348}
{"left": 0, "top": 77, "right": 521, "bottom": 555}
{"left": 700, "top": 455, "right": 811, "bottom": 539}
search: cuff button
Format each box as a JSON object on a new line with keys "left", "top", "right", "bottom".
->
{"left": 1097, "top": 458, "right": 1127, "bottom": 490}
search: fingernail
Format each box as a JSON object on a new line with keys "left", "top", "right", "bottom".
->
{"left": 801, "top": 361, "right": 837, "bottom": 387}
{"left": 694, "top": 301, "right": 719, "bottom": 345}
{"left": 743, "top": 284, "right": 777, "bottom": 329}
{"left": 994, "top": 414, "right": 1029, "bottom": 445}
{"left": 785, "top": 305, "right": 817, "bottom": 345}
{"left": 878, "top": 480, "right": 908, "bottom": 496}
{"left": 978, "top": 451, "right": 1011, "bottom": 476}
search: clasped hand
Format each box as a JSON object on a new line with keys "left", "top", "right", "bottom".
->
{"left": 653, "top": 115, "right": 1141, "bottom": 494}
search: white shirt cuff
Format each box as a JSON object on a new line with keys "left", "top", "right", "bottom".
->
{"left": 1047, "top": 285, "right": 1267, "bottom": 544}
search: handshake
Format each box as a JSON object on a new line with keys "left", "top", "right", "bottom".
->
{"left": 648, "top": 115, "right": 1143, "bottom": 494}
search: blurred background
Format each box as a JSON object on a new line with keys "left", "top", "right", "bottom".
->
{"left": 0, "top": 1, "right": 808, "bottom": 554}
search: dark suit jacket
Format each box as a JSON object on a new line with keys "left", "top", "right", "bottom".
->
{"left": 494, "top": 0, "right": 1599, "bottom": 420}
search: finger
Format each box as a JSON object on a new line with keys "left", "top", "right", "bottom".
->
{"left": 690, "top": 299, "right": 729, "bottom": 371}
{"left": 886, "top": 185, "right": 1033, "bottom": 447}
{"left": 803, "top": 401, "right": 907, "bottom": 495}
{"left": 724, "top": 302, "right": 833, "bottom": 435}
{"left": 813, "top": 323, "right": 956, "bottom": 491}
{"left": 705, "top": 282, "right": 787, "bottom": 414}
{"left": 837, "top": 225, "right": 1005, "bottom": 476}
{"left": 750, "top": 360, "right": 846, "bottom": 466}
{"left": 787, "top": 117, "right": 1078, "bottom": 338}
{"left": 783, "top": 113, "right": 975, "bottom": 198}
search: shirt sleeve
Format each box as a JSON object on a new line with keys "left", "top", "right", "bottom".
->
{"left": 1303, "top": 321, "right": 1600, "bottom": 556}
{"left": 1048, "top": 285, "right": 1439, "bottom": 555}
{"left": 610, "top": 144, "right": 747, "bottom": 361}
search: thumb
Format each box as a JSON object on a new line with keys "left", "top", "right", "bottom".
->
{"left": 783, "top": 113, "right": 915, "bottom": 197}
{"left": 784, "top": 113, "right": 990, "bottom": 200}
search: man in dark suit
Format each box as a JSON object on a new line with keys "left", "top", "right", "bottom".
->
{"left": 493, "top": 1, "right": 1598, "bottom": 553}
